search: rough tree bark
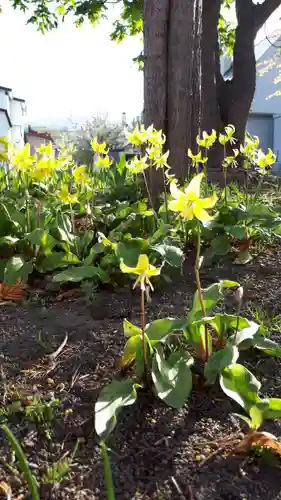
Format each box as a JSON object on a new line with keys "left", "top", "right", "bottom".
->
{"left": 144, "top": 0, "right": 281, "bottom": 187}
{"left": 143, "top": 0, "right": 199, "bottom": 188}
{"left": 167, "top": 0, "right": 197, "bottom": 179}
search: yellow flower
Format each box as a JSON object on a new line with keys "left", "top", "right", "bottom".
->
{"left": 146, "top": 145, "right": 170, "bottom": 169}
{"left": 127, "top": 125, "right": 152, "bottom": 146}
{"left": 219, "top": 125, "right": 236, "bottom": 146}
{"left": 147, "top": 128, "right": 166, "bottom": 146}
{"left": 95, "top": 155, "right": 112, "bottom": 169}
{"left": 188, "top": 149, "right": 208, "bottom": 166}
{"left": 73, "top": 165, "right": 90, "bottom": 184}
{"left": 256, "top": 148, "right": 276, "bottom": 169}
{"left": 120, "top": 254, "right": 161, "bottom": 291}
{"left": 127, "top": 155, "right": 149, "bottom": 174}
{"left": 36, "top": 143, "right": 54, "bottom": 157}
{"left": 196, "top": 130, "right": 217, "bottom": 149}
{"left": 168, "top": 173, "right": 217, "bottom": 222}
{"left": 222, "top": 149, "right": 239, "bottom": 169}
{"left": 10, "top": 144, "right": 35, "bottom": 172}
{"left": 57, "top": 184, "right": 78, "bottom": 204}
{"left": 29, "top": 157, "right": 56, "bottom": 181}
{"left": 91, "top": 137, "right": 109, "bottom": 155}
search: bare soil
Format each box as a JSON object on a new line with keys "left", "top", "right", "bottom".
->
{"left": 1, "top": 247, "right": 281, "bottom": 499}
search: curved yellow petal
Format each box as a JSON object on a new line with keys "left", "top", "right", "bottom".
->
{"left": 181, "top": 205, "right": 194, "bottom": 221}
{"left": 170, "top": 181, "right": 183, "bottom": 199}
{"left": 185, "top": 173, "right": 204, "bottom": 200}
{"left": 120, "top": 261, "right": 138, "bottom": 275}
{"left": 168, "top": 199, "right": 184, "bottom": 212}
{"left": 137, "top": 254, "right": 150, "bottom": 273}
{"left": 193, "top": 205, "right": 213, "bottom": 222}
{"left": 198, "top": 193, "right": 217, "bottom": 209}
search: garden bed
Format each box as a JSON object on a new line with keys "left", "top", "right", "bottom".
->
{"left": 1, "top": 248, "right": 281, "bottom": 499}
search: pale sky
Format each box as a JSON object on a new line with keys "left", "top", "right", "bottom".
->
{"left": 0, "top": 1, "right": 280, "bottom": 128}
{"left": 0, "top": 1, "right": 143, "bottom": 126}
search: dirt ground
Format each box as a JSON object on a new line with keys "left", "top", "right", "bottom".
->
{"left": 1, "top": 247, "right": 281, "bottom": 499}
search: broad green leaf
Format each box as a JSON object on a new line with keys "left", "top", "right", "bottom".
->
{"left": 220, "top": 364, "right": 261, "bottom": 412}
{"left": 116, "top": 239, "right": 149, "bottom": 267}
{"left": 39, "top": 252, "right": 80, "bottom": 272}
{"left": 145, "top": 318, "right": 185, "bottom": 344}
{"left": 95, "top": 379, "right": 139, "bottom": 440}
{"left": 204, "top": 345, "right": 239, "bottom": 384}
{"left": 4, "top": 256, "right": 33, "bottom": 284}
{"left": 152, "top": 346, "right": 193, "bottom": 409}
{"left": 253, "top": 336, "right": 281, "bottom": 357}
{"left": 263, "top": 398, "right": 281, "bottom": 419}
{"left": 233, "top": 321, "right": 259, "bottom": 346}
{"left": 209, "top": 234, "right": 230, "bottom": 256}
{"left": 152, "top": 244, "right": 183, "bottom": 267}
{"left": 206, "top": 314, "right": 250, "bottom": 338}
{"left": 123, "top": 319, "right": 142, "bottom": 338}
{"left": 249, "top": 405, "right": 263, "bottom": 430}
{"left": 53, "top": 265, "right": 109, "bottom": 283}
{"left": 189, "top": 280, "right": 239, "bottom": 321}
{"left": 228, "top": 225, "right": 247, "bottom": 240}
{"left": 120, "top": 335, "right": 141, "bottom": 368}
{"left": 26, "top": 228, "right": 55, "bottom": 252}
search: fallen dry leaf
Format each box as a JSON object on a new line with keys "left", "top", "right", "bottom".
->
{"left": 235, "top": 431, "right": 281, "bottom": 456}
{"left": 0, "top": 281, "right": 27, "bottom": 302}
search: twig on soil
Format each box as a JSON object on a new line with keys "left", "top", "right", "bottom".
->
{"left": 47, "top": 333, "right": 68, "bottom": 363}
{"left": 0, "top": 365, "right": 7, "bottom": 405}
{"left": 70, "top": 364, "right": 81, "bottom": 389}
{"left": 171, "top": 476, "right": 187, "bottom": 499}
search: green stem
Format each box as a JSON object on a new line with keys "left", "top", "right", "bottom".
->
{"left": 142, "top": 170, "right": 157, "bottom": 231}
{"left": 140, "top": 287, "right": 147, "bottom": 376}
{"left": 1, "top": 424, "right": 40, "bottom": 500}
{"left": 162, "top": 168, "right": 169, "bottom": 224}
{"left": 194, "top": 229, "right": 209, "bottom": 361}
{"left": 223, "top": 145, "right": 227, "bottom": 206}
{"left": 100, "top": 441, "right": 115, "bottom": 500}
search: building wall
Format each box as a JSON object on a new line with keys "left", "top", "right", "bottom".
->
{"left": 0, "top": 89, "right": 9, "bottom": 111}
{"left": 251, "top": 43, "right": 281, "bottom": 114}
{"left": 0, "top": 112, "right": 11, "bottom": 140}
{"left": 25, "top": 134, "right": 52, "bottom": 155}
{"left": 10, "top": 100, "right": 25, "bottom": 147}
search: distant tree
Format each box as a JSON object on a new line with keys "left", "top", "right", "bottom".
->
{"left": 67, "top": 115, "right": 127, "bottom": 166}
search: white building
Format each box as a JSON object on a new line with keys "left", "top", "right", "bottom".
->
{"left": 0, "top": 86, "right": 26, "bottom": 147}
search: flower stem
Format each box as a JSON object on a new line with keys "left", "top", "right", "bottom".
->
{"left": 223, "top": 145, "right": 227, "bottom": 206}
{"left": 162, "top": 168, "right": 169, "bottom": 224}
{"left": 194, "top": 229, "right": 209, "bottom": 361}
{"left": 140, "top": 288, "right": 147, "bottom": 375}
{"left": 142, "top": 170, "right": 157, "bottom": 231}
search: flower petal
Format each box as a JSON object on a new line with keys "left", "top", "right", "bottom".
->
{"left": 185, "top": 173, "right": 204, "bottom": 199}
{"left": 193, "top": 205, "right": 213, "bottom": 222}
{"left": 182, "top": 205, "right": 194, "bottom": 221}
{"left": 168, "top": 199, "right": 184, "bottom": 212}
{"left": 170, "top": 182, "right": 183, "bottom": 199}
{"left": 199, "top": 193, "right": 217, "bottom": 209}
{"left": 120, "top": 261, "right": 138, "bottom": 275}
{"left": 137, "top": 254, "right": 150, "bottom": 274}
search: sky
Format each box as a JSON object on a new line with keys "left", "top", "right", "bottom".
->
{"left": 0, "top": 1, "right": 143, "bottom": 126}
{"left": 0, "top": 1, "right": 280, "bottom": 128}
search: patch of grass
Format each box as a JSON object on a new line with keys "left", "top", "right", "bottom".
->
{"left": 42, "top": 459, "right": 70, "bottom": 485}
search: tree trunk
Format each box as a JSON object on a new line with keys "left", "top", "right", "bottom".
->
{"left": 143, "top": 0, "right": 200, "bottom": 190}
{"left": 143, "top": 0, "right": 170, "bottom": 131}
{"left": 167, "top": 0, "right": 198, "bottom": 181}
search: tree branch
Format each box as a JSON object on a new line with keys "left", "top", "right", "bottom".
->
{"left": 255, "top": 0, "right": 281, "bottom": 31}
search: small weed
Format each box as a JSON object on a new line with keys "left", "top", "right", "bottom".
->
{"left": 0, "top": 395, "right": 59, "bottom": 439}
{"left": 247, "top": 305, "right": 281, "bottom": 335}
{"left": 42, "top": 459, "right": 70, "bottom": 485}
